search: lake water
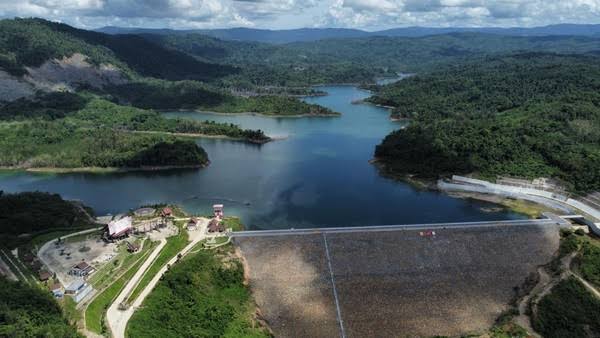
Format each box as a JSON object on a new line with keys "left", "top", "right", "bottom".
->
{"left": 0, "top": 86, "right": 524, "bottom": 230}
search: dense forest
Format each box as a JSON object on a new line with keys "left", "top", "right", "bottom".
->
{"left": 145, "top": 31, "right": 600, "bottom": 87}
{"left": 127, "top": 246, "right": 269, "bottom": 338}
{"left": 105, "top": 79, "right": 227, "bottom": 109}
{"left": 0, "top": 278, "right": 81, "bottom": 337}
{"left": 199, "top": 95, "right": 339, "bottom": 116}
{"left": 373, "top": 54, "right": 600, "bottom": 192}
{"left": 0, "top": 191, "right": 94, "bottom": 241}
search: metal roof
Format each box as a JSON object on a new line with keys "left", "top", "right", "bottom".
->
{"left": 108, "top": 216, "right": 133, "bottom": 236}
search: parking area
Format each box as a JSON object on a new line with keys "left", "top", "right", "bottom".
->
{"left": 38, "top": 233, "right": 117, "bottom": 286}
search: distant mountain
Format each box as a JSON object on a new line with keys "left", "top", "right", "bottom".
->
{"left": 379, "top": 24, "right": 600, "bottom": 38}
{"left": 97, "top": 24, "right": 600, "bottom": 43}
{"left": 96, "top": 26, "right": 370, "bottom": 43}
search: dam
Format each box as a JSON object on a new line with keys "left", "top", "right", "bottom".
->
{"left": 233, "top": 218, "right": 563, "bottom": 337}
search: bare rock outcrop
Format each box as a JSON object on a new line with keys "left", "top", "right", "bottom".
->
{"left": 24, "top": 53, "right": 127, "bottom": 92}
{"left": 0, "top": 70, "right": 35, "bottom": 101}
{"left": 0, "top": 53, "right": 127, "bottom": 102}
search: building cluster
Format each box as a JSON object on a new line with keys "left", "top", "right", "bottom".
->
{"left": 104, "top": 207, "right": 175, "bottom": 240}
{"left": 40, "top": 259, "right": 96, "bottom": 303}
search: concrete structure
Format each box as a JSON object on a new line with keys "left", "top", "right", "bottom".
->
{"left": 134, "top": 218, "right": 164, "bottom": 234}
{"left": 233, "top": 221, "right": 560, "bottom": 337}
{"left": 73, "top": 284, "right": 93, "bottom": 303}
{"left": 133, "top": 208, "right": 155, "bottom": 217}
{"left": 65, "top": 279, "right": 86, "bottom": 295}
{"left": 213, "top": 204, "right": 224, "bottom": 219}
{"left": 439, "top": 176, "right": 600, "bottom": 235}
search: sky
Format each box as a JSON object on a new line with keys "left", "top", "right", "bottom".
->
{"left": 1, "top": 0, "right": 600, "bottom": 31}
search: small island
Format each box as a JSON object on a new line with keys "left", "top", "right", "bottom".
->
{"left": 197, "top": 95, "right": 341, "bottom": 117}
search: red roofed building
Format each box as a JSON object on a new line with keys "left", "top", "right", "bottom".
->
{"left": 161, "top": 207, "right": 173, "bottom": 217}
{"left": 208, "top": 218, "right": 224, "bottom": 233}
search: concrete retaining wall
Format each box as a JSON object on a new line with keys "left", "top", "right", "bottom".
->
{"left": 441, "top": 176, "right": 600, "bottom": 235}
{"left": 438, "top": 181, "right": 572, "bottom": 213}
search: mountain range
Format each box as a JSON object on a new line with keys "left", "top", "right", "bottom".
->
{"left": 96, "top": 23, "right": 600, "bottom": 44}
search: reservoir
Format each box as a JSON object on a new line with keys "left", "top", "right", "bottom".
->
{"left": 0, "top": 86, "right": 524, "bottom": 229}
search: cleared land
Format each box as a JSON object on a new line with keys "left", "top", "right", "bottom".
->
{"left": 235, "top": 224, "right": 560, "bottom": 337}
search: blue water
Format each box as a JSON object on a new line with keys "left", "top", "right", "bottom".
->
{"left": 0, "top": 86, "right": 524, "bottom": 229}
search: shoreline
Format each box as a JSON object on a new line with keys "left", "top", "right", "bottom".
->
{"left": 161, "top": 109, "right": 340, "bottom": 119}
{"left": 0, "top": 163, "right": 209, "bottom": 174}
{"left": 368, "top": 159, "right": 562, "bottom": 218}
{"left": 128, "top": 130, "right": 273, "bottom": 144}
{"left": 192, "top": 110, "right": 340, "bottom": 118}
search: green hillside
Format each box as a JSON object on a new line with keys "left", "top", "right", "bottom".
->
{"left": 373, "top": 53, "right": 600, "bottom": 192}
{"left": 0, "top": 94, "right": 269, "bottom": 170}
{"left": 0, "top": 18, "right": 236, "bottom": 81}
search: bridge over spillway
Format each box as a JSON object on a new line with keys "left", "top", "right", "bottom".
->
{"left": 230, "top": 217, "right": 566, "bottom": 238}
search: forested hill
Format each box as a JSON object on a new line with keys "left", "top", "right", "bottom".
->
{"left": 373, "top": 53, "right": 600, "bottom": 192}
{"left": 0, "top": 18, "right": 236, "bottom": 80}
{"left": 282, "top": 34, "right": 600, "bottom": 73}
{"left": 143, "top": 32, "right": 600, "bottom": 84}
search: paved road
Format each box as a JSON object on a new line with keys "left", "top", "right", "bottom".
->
{"left": 106, "top": 238, "right": 167, "bottom": 338}
{"left": 107, "top": 219, "right": 209, "bottom": 338}
{"left": 231, "top": 218, "right": 559, "bottom": 238}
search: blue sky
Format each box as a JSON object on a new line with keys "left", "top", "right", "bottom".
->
{"left": 1, "top": 0, "right": 600, "bottom": 30}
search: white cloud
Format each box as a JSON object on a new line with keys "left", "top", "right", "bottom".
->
{"left": 1, "top": 0, "right": 600, "bottom": 29}
{"left": 324, "top": 0, "right": 600, "bottom": 29}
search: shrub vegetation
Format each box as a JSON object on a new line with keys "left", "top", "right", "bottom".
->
{"left": 127, "top": 246, "right": 269, "bottom": 338}
{"left": 0, "top": 278, "right": 82, "bottom": 337}
{"left": 533, "top": 277, "right": 600, "bottom": 337}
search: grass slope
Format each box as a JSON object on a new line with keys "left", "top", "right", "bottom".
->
{"left": 127, "top": 245, "right": 268, "bottom": 338}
